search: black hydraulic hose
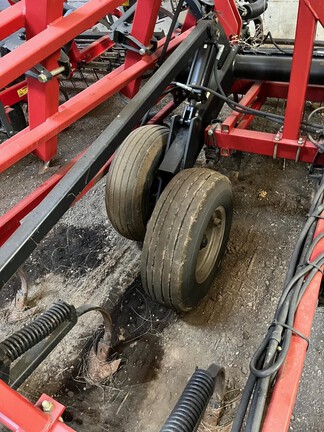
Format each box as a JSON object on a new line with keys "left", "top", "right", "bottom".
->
{"left": 282, "top": 181, "right": 324, "bottom": 286}
{"left": 158, "top": 0, "right": 185, "bottom": 67}
{"left": 161, "top": 365, "right": 224, "bottom": 432}
{"left": 242, "top": 0, "right": 268, "bottom": 20}
{"left": 284, "top": 203, "right": 324, "bottom": 286}
{"left": 232, "top": 173, "right": 324, "bottom": 431}
{"left": 231, "top": 373, "right": 257, "bottom": 431}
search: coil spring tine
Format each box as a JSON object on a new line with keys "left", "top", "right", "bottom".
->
{"left": 0, "top": 301, "right": 73, "bottom": 362}
{"left": 161, "top": 366, "right": 223, "bottom": 432}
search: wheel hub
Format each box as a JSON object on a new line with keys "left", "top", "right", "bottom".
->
{"left": 196, "top": 206, "right": 226, "bottom": 284}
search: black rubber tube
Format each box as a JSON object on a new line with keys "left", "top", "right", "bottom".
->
{"left": 243, "top": 0, "right": 268, "bottom": 19}
{"left": 233, "top": 54, "right": 324, "bottom": 85}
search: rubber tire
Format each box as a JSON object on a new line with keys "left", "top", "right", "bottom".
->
{"left": 105, "top": 125, "right": 169, "bottom": 241}
{"left": 141, "top": 168, "right": 233, "bottom": 312}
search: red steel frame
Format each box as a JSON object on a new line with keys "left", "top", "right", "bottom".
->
{"left": 0, "top": 380, "right": 75, "bottom": 431}
{"left": 214, "top": 0, "right": 324, "bottom": 166}
{"left": 1, "top": 0, "right": 324, "bottom": 431}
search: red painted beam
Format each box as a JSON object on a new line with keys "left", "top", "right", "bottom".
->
{"left": 263, "top": 82, "right": 324, "bottom": 102}
{"left": 122, "top": 0, "right": 162, "bottom": 97}
{"left": 0, "top": 2, "right": 25, "bottom": 41}
{"left": 283, "top": 0, "right": 316, "bottom": 140}
{"left": 221, "top": 83, "right": 262, "bottom": 132}
{"left": 305, "top": 0, "right": 324, "bottom": 27}
{"left": 0, "top": 155, "right": 82, "bottom": 246}
{"left": 215, "top": 127, "right": 324, "bottom": 164}
{"left": 0, "top": 380, "right": 74, "bottom": 432}
{"left": 25, "top": 0, "right": 63, "bottom": 162}
{"left": 214, "top": 0, "right": 242, "bottom": 39}
{"left": 76, "top": 35, "right": 115, "bottom": 63}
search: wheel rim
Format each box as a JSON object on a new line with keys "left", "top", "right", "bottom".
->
{"left": 195, "top": 206, "right": 226, "bottom": 284}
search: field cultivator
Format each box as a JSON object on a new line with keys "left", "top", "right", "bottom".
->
{"left": 1, "top": 0, "right": 324, "bottom": 431}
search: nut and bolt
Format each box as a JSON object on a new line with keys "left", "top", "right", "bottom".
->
{"left": 41, "top": 400, "right": 53, "bottom": 412}
{"left": 38, "top": 66, "right": 65, "bottom": 83}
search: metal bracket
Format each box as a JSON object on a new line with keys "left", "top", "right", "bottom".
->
{"left": 110, "top": 3, "right": 157, "bottom": 55}
{"left": 122, "top": 31, "right": 157, "bottom": 55}
{"left": 112, "top": 22, "right": 157, "bottom": 55}
{"left": 25, "top": 63, "right": 54, "bottom": 83}
{"left": 26, "top": 51, "right": 71, "bottom": 83}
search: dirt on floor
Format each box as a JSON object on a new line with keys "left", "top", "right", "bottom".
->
{"left": 0, "top": 92, "right": 323, "bottom": 432}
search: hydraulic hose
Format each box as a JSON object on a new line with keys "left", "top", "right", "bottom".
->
{"left": 242, "top": 0, "right": 268, "bottom": 20}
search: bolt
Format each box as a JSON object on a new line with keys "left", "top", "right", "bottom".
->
{"left": 38, "top": 66, "right": 65, "bottom": 83}
{"left": 275, "top": 135, "right": 280, "bottom": 142}
{"left": 139, "top": 48, "right": 146, "bottom": 55}
{"left": 297, "top": 137, "right": 303, "bottom": 145}
{"left": 38, "top": 73, "right": 48, "bottom": 84}
{"left": 42, "top": 400, "right": 53, "bottom": 412}
{"left": 208, "top": 129, "right": 214, "bottom": 136}
{"left": 215, "top": 30, "right": 221, "bottom": 40}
